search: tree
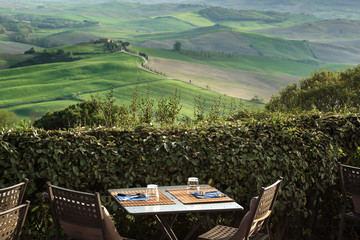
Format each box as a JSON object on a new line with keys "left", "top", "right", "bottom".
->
{"left": 24, "top": 47, "right": 35, "bottom": 54}
{"left": 266, "top": 66, "right": 360, "bottom": 113}
{"left": 0, "top": 24, "right": 6, "bottom": 34}
{"left": 173, "top": 41, "right": 182, "bottom": 51}
{"left": 0, "top": 110, "right": 18, "bottom": 128}
{"left": 155, "top": 89, "right": 182, "bottom": 124}
{"left": 104, "top": 41, "right": 120, "bottom": 53}
{"left": 250, "top": 95, "right": 264, "bottom": 104}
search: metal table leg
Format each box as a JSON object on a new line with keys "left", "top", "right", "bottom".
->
{"left": 155, "top": 214, "right": 179, "bottom": 240}
{"left": 159, "top": 214, "right": 178, "bottom": 240}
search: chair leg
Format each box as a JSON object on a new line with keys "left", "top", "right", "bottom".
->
{"left": 338, "top": 215, "right": 345, "bottom": 240}
{"left": 53, "top": 219, "right": 61, "bottom": 240}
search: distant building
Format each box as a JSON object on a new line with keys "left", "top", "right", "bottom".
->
{"left": 99, "top": 38, "right": 113, "bottom": 43}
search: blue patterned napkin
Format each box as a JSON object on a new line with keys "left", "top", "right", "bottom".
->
{"left": 116, "top": 193, "right": 148, "bottom": 201}
{"left": 191, "top": 190, "right": 226, "bottom": 198}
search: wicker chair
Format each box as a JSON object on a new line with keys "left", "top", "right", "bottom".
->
{"left": 47, "top": 182, "right": 133, "bottom": 240}
{"left": 198, "top": 178, "right": 282, "bottom": 240}
{"left": 338, "top": 163, "right": 360, "bottom": 240}
{"left": 0, "top": 178, "right": 28, "bottom": 212}
{"left": 0, "top": 200, "right": 30, "bottom": 240}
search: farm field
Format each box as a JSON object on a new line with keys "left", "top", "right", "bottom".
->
{"left": 145, "top": 56, "right": 298, "bottom": 101}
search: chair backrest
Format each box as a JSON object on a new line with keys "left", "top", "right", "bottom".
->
{"left": 0, "top": 178, "right": 28, "bottom": 212}
{"left": 245, "top": 177, "right": 282, "bottom": 239}
{"left": 338, "top": 162, "right": 360, "bottom": 195}
{"left": 0, "top": 200, "right": 30, "bottom": 240}
{"left": 338, "top": 162, "right": 360, "bottom": 213}
{"left": 47, "top": 182, "right": 107, "bottom": 240}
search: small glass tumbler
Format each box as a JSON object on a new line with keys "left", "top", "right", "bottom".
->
{"left": 187, "top": 177, "right": 199, "bottom": 193}
{"left": 146, "top": 184, "right": 159, "bottom": 201}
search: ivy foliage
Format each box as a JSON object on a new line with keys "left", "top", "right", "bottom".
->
{"left": 1, "top": 112, "right": 359, "bottom": 239}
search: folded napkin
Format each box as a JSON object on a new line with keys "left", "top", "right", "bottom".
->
{"left": 191, "top": 190, "right": 227, "bottom": 199}
{"left": 116, "top": 193, "right": 147, "bottom": 201}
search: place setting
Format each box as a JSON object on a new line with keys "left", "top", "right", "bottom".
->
{"left": 111, "top": 184, "right": 175, "bottom": 207}
{"left": 167, "top": 177, "right": 235, "bottom": 204}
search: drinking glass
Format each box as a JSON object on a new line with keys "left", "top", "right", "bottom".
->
{"left": 187, "top": 177, "right": 199, "bottom": 193}
{"left": 146, "top": 184, "right": 159, "bottom": 201}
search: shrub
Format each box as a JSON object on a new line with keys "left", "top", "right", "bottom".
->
{"left": 1, "top": 112, "right": 359, "bottom": 239}
{"left": 0, "top": 110, "right": 18, "bottom": 128}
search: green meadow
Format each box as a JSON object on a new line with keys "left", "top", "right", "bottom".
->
{"left": 132, "top": 47, "right": 346, "bottom": 77}
{"left": 0, "top": 46, "right": 262, "bottom": 119}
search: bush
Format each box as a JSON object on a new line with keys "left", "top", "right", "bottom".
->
{"left": 0, "top": 110, "right": 18, "bottom": 128}
{"left": 1, "top": 112, "right": 359, "bottom": 239}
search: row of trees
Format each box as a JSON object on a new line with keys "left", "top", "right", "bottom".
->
{"left": 11, "top": 48, "right": 80, "bottom": 68}
{"left": 32, "top": 86, "right": 246, "bottom": 130}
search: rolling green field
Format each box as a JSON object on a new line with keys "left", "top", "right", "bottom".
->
{"left": 132, "top": 47, "right": 346, "bottom": 77}
{"left": 0, "top": 45, "right": 262, "bottom": 120}
{"left": 0, "top": 53, "right": 157, "bottom": 105}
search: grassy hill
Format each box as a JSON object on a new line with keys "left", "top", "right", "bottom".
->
{"left": 256, "top": 19, "right": 360, "bottom": 42}
{"left": 136, "top": 25, "right": 318, "bottom": 62}
{"left": 42, "top": 30, "right": 100, "bottom": 46}
{"left": 0, "top": 44, "right": 262, "bottom": 120}
{"left": 254, "top": 19, "right": 360, "bottom": 64}
{"left": 0, "top": 38, "right": 40, "bottom": 68}
{"left": 107, "top": 0, "right": 360, "bottom": 20}
{"left": 132, "top": 46, "right": 347, "bottom": 101}
{"left": 132, "top": 46, "right": 326, "bottom": 77}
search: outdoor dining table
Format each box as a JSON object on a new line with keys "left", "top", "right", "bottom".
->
{"left": 108, "top": 184, "right": 243, "bottom": 240}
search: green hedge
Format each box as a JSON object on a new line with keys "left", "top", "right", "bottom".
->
{"left": 0, "top": 113, "right": 359, "bottom": 239}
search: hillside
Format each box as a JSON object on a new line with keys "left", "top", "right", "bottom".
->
{"left": 3, "top": 0, "right": 360, "bottom": 20}
{"left": 136, "top": 25, "right": 318, "bottom": 62}
{"left": 255, "top": 19, "right": 360, "bottom": 64}
{"left": 256, "top": 19, "right": 360, "bottom": 42}
{"left": 101, "top": 0, "right": 360, "bottom": 20}
{"left": 145, "top": 56, "right": 299, "bottom": 101}
{"left": 0, "top": 45, "right": 261, "bottom": 119}
{"left": 0, "top": 39, "right": 40, "bottom": 68}
{"left": 43, "top": 30, "right": 99, "bottom": 46}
